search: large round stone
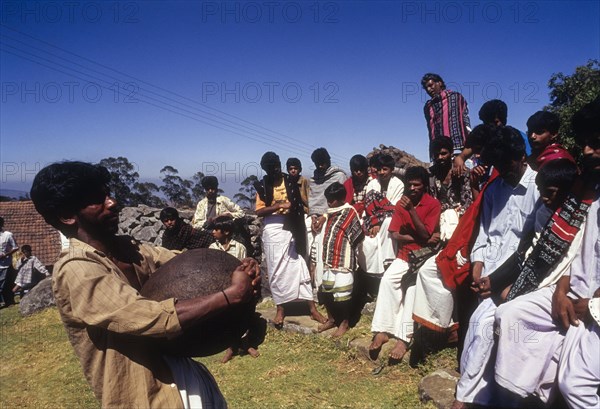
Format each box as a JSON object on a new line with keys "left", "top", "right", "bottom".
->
{"left": 140, "top": 248, "right": 255, "bottom": 357}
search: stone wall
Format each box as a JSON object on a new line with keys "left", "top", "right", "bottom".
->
{"left": 117, "top": 205, "right": 262, "bottom": 259}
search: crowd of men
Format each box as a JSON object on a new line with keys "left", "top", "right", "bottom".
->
{"left": 14, "top": 73, "right": 599, "bottom": 408}
{"left": 253, "top": 78, "right": 599, "bottom": 409}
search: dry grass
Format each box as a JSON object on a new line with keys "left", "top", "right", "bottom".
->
{"left": 0, "top": 304, "right": 455, "bottom": 408}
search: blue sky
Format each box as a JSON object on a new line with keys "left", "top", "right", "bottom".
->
{"left": 1, "top": 0, "right": 599, "bottom": 198}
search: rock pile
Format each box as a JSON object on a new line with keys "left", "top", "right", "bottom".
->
{"left": 368, "top": 144, "right": 429, "bottom": 176}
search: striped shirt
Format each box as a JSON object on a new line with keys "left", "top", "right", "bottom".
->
{"left": 424, "top": 89, "right": 470, "bottom": 157}
{"left": 322, "top": 205, "right": 364, "bottom": 272}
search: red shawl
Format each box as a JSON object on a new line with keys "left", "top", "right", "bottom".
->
{"left": 436, "top": 170, "right": 499, "bottom": 290}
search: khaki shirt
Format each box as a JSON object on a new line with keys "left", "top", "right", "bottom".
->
{"left": 53, "top": 237, "right": 184, "bottom": 408}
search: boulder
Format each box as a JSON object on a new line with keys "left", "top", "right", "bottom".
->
{"left": 418, "top": 369, "right": 459, "bottom": 409}
{"left": 19, "top": 277, "right": 56, "bottom": 316}
{"left": 368, "top": 144, "right": 429, "bottom": 177}
{"left": 130, "top": 225, "right": 157, "bottom": 242}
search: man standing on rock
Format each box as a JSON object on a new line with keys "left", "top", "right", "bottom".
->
{"left": 422, "top": 73, "right": 471, "bottom": 160}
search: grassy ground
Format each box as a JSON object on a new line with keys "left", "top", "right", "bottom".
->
{"left": 0, "top": 304, "right": 456, "bottom": 408}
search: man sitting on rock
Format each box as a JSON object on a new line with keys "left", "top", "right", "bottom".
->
{"left": 12, "top": 245, "right": 51, "bottom": 296}
{"left": 30, "top": 161, "right": 260, "bottom": 409}
{"left": 191, "top": 176, "right": 244, "bottom": 229}
{"left": 369, "top": 166, "right": 441, "bottom": 363}
{"left": 160, "top": 207, "right": 214, "bottom": 250}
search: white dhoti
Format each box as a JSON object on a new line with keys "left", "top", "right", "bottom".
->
{"left": 371, "top": 258, "right": 416, "bottom": 342}
{"left": 358, "top": 217, "right": 397, "bottom": 276}
{"left": 321, "top": 268, "right": 353, "bottom": 302}
{"left": 412, "top": 252, "right": 456, "bottom": 332}
{"left": 306, "top": 215, "right": 325, "bottom": 289}
{"left": 558, "top": 322, "right": 600, "bottom": 409}
{"left": 494, "top": 286, "right": 563, "bottom": 403}
{"left": 456, "top": 298, "right": 498, "bottom": 405}
{"left": 163, "top": 356, "right": 227, "bottom": 409}
{"left": 263, "top": 215, "right": 313, "bottom": 305}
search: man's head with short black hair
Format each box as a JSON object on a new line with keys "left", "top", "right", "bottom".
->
{"left": 404, "top": 166, "right": 429, "bottom": 204}
{"left": 465, "top": 124, "right": 496, "bottom": 154}
{"left": 160, "top": 207, "right": 180, "bottom": 230}
{"left": 324, "top": 182, "right": 346, "bottom": 206}
{"left": 260, "top": 152, "right": 281, "bottom": 176}
{"left": 404, "top": 166, "right": 429, "bottom": 188}
{"left": 30, "top": 161, "right": 112, "bottom": 233}
{"left": 527, "top": 111, "right": 560, "bottom": 135}
{"left": 430, "top": 137, "right": 454, "bottom": 168}
{"left": 481, "top": 126, "right": 527, "bottom": 186}
{"left": 535, "top": 159, "right": 578, "bottom": 210}
{"left": 527, "top": 111, "right": 560, "bottom": 154}
{"left": 311, "top": 148, "right": 331, "bottom": 171}
{"left": 479, "top": 99, "right": 508, "bottom": 126}
{"left": 160, "top": 207, "right": 179, "bottom": 222}
{"left": 573, "top": 96, "right": 600, "bottom": 180}
{"left": 212, "top": 215, "right": 235, "bottom": 235}
{"left": 377, "top": 154, "right": 395, "bottom": 170}
{"left": 349, "top": 154, "right": 368, "bottom": 173}
{"left": 201, "top": 176, "right": 219, "bottom": 190}
{"left": 421, "top": 73, "right": 445, "bottom": 98}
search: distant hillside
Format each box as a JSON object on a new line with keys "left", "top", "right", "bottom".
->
{"left": 0, "top": 189, "right": 29, "bottom": 200}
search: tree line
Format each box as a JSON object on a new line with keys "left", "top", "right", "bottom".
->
{"left": 98, "top": 157, "right": 259, "bottom": 210}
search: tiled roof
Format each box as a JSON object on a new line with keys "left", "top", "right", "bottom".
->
{"left": 0, "top": 201, "right": 62, "bottom": 266}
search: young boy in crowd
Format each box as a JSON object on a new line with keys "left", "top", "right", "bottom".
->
{"left": 159, "top": 207, "right": 214, "bottom": 250}
{"left": 359, "top": 154, "right": 405, "bottom": 278}
{"left": 209, "top": 215, "right": 247, "bottom": 260}
{"left": 343, "top": 154, "right": 370, "bottom": 217}
{"left": 527, "top": 111, "right": 575, "bottom": 170}
{"left": 12, "top": 245, "right": 50, "bottom": 296}
{"left": 318, "top": 182, "right": 364, "bottom": 337}
{"left": 287, "top": 158, "right": 309, "bottom": 214}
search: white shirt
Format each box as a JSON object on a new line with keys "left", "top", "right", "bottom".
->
{"left": 209, "top": 239, "right": 247, "bottom": 261}
{"left": 0, "top": 230, "right": 18, "bottom": 269}
{"left": 365, "top": 175, "right": 405, "bottom": 205}
{"left": 471, "top": 165, "right": 539, "bottom": 276}
{"left": 567, "top": 195, "right": 600, "bottom": 300}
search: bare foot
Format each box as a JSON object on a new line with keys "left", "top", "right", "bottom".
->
{"left": 450, "top": 399, "right": 467, "bottom": 409}
{"left": 369, "top": 332, "right": 389, "bottom": 360}
{"left": 388, "top": 340, "right": 408, "bottom": 364}
{"left": 246, "top": 347, "right": 259, "bottom": 358}
{"left": 308, "top": 302, "right": 328, "bottom": 324}
{"left": 332, "top": 320, "right": 349, "bottom": 338}
{"left": 318, "top": 319, "right": 336, "bottom": 333}
{"left": 273, "top": 305, "right": 285, "bottom": 328}
{"left": 221, "top": 347, "right": 235, "bottom": 363}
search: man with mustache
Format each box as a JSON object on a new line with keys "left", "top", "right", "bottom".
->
{"left": 452, "top": 126, "right": 540, "bottom": 408}
{"left": 30, "top": 161, "right": 260, "bottom": 409}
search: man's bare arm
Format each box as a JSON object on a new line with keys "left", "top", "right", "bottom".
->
{"left": 176, "top": 258, "right": 260, "bottom": 329}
